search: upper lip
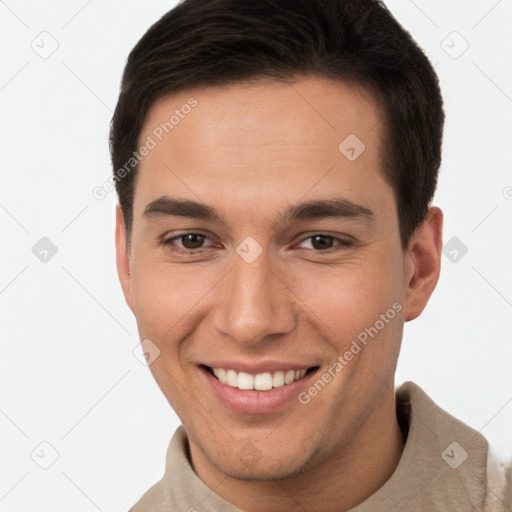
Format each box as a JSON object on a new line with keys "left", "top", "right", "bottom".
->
{"left": 201, "top": 360, "right": 319, "bottom": 374}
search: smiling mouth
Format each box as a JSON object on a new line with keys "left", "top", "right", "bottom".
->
{"left": 201, "top": 365, "right": 320, "bottom": 391}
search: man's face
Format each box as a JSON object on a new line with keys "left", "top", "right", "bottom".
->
{"left": 117, "top": 77, "right": 420, "bottom": 480}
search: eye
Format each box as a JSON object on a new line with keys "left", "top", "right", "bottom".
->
{"left": 162, "top": 233, "right": 215, "bottom": 254}
{"left": 297, "top": 234, "right": 352, "bottom": 251}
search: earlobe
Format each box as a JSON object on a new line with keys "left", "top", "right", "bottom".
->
{"left": 115, "top": 204, "right": 134, "bottom": 313}
{"left": 403, "top": 206, "right": 443, "bottom": 322}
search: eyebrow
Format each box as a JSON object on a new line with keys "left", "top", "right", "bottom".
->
{"left": 143, "top": 196, "right": 374, "bottom": 226}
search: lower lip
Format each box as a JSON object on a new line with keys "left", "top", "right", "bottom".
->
{"left": 200, "top": 366, "right": 318, "bottom": 414}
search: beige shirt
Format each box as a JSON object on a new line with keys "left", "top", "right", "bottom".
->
{"left": 129, "top": 381, "right": 511, "bottom": 511}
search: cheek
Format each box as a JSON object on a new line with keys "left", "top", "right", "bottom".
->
{"left": 129, "top": 262, "right": 202, "bottom": 411}
{"left": 130, "top": 257, "right": 212, "bottom": 338}
{"left": 298, "top": 258, "right": 403, "bottom": 339}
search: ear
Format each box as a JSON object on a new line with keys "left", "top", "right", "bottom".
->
{"left": 115, "top": 204, "right": 134, "bottom": 313}
{"left": 403, "top": 206, "right": 443, "bottom": 322}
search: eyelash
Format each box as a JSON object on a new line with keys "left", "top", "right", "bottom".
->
{"left": 160, "top": 232, "right": 353, "bottom": 256}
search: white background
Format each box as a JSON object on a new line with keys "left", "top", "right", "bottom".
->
{"left": 1, "top": 0, "right": 511, "bottom": 510}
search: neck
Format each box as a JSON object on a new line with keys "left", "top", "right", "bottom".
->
{"left": 190, "top": 390, "right": 405, "bottom": 512}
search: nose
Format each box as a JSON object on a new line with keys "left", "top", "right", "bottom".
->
{"left": 211, "top": 248, "right": 297, "bottom": 346}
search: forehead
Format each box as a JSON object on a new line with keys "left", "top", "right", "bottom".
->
{"left": 134, "top": 77, "right": 393, "bottom": 227}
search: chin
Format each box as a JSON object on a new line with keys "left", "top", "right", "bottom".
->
{"left": 215, "top": 460, "right": 307, "bottom": 482}
{"left": 202, "top": 441, "right": 320, "bottom": 482}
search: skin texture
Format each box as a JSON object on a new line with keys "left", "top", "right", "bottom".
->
{"left": 115, "top": 77, "right": 443, "bottom": 511}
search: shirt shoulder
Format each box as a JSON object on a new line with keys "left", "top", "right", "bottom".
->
{"left": 352, "top": 381, "right": 501, "bottom": 511}
{"left": 484, "top": 447, "right": 512, "bottom": 511}
{"left": 128, "top": 479, "right": 167, "bottom": 512}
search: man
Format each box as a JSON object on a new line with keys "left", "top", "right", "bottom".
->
{"left": 110, "top": 0, "right": 511, "bottom": 510}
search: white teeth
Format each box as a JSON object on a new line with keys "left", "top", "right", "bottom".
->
{"left": 254, "top": 372, "right": 273, "bottom": 391}
{"left": 210, "top": 366, "right": 309, "bottom": 390}
{"left": 237, "top": 372, "right": 254, "bottom": 390}
{"left": 217, "top": 368, "right": 227, "bottom": 384}
{"left": 284, "top": 370, "right": 295, "bottom": 385}
{"left": 272, "top": 371, "right": 285, "bottom": 388}
{"left": 226, "top": 369, "right": 238, "bottom": 387}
